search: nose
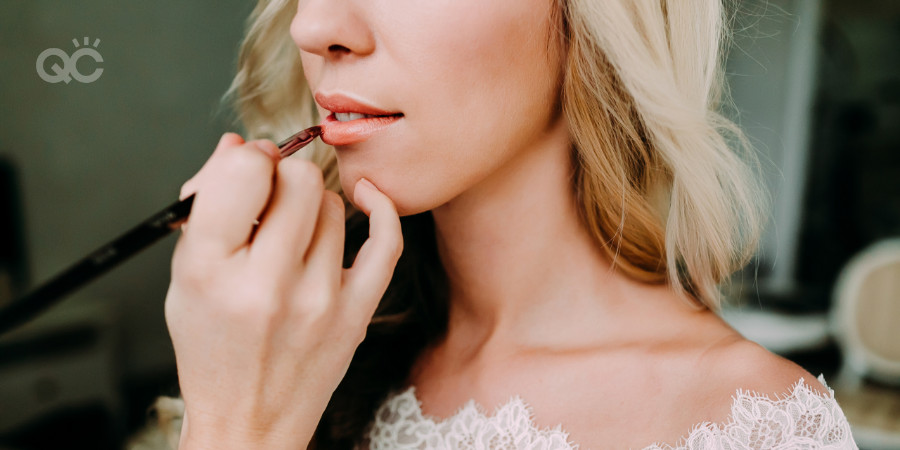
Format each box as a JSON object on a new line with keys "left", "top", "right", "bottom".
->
{"left": 291, "top": 0, "right": 375, "bottom": 59}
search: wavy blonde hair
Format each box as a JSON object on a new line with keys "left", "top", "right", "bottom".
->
{"left": 228, "top": 0, "right": 765, "bottom": 309}
{"left": 130, "top": 0, "right": 766, "bottom": 447}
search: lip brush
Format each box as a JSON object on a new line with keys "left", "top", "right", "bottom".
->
{"left": 0, "top": 126, "right": 322, "bottom": 335}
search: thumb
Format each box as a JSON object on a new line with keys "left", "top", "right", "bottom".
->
{"left": 342, "top": 178, "right": 404, "bottom": 311}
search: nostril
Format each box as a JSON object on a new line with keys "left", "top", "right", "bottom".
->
{"left": 328, "top": 44, "right": 351, "bottom": 54}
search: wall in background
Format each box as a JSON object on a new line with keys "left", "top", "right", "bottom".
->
{"left": 724, "top": 0, "right": 822, "bottom": 296}
{"left": 725, "top": 0, "right": 900, "bottom": 307}
{"left": 0, "top": 0, "right": 253, "bottom": 380}
{"left": 795, "top": 0, "right": 900, "bottom": 299}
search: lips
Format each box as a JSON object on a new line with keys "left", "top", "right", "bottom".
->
{"left": 315, "top": 93, "right": 403, "bottom": 146}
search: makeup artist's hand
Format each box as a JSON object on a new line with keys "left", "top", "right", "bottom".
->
{"left": 165, "top": 132, "right": 403, "bottom": 450}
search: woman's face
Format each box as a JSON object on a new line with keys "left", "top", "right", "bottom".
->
{"left": 291, "top": 0, "right": 566, "bottom": 215}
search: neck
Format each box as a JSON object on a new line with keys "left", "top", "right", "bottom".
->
{"left": 430, "top": 118, "right": 635, "bottom": 354}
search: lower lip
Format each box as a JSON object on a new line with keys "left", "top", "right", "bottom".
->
{"left": 321, "top": 113, "right": 403, "bottom": 146}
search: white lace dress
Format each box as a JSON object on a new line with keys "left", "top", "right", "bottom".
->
{"left": 363, "top": 375, "right": 857, "bottom": 449}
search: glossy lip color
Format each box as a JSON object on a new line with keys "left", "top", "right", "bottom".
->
{"left": 316, "top": 92, "right": 403, "bottom": 146}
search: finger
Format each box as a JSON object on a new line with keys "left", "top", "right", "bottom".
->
{"left": 180, "top": 133, "right": 246, "bottom": 201}
{"left": 249, "top": 157, "right": 325, "bottom": 269}
{"left": 302, "top": 190, "right": 346, "bottom": 290}
{"left": 178, "top": 133, "right": 246, "bottom": 234}
{"left": 341, "top": 178, "right": 403, "bottom": 312}
{"left": 183, "top": 140, "right": 278, "bottom": 258}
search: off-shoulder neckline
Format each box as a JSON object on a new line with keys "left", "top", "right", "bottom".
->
{"left": 379, "top": 374, "right": 840, "bottom": 449}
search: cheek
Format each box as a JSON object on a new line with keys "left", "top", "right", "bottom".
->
{"left": 397, "top": 0, "right": 558, "bottom": 100}
{"left": 323, "top": 0, "right": 562, "bottom": 215}
{"left": 394, "top": 0, "right": 562, "bottom": 170}
{"left": 401, "top": 0, "right": 559, "bottom": 135}
{"left": 299, "top": 54, "right": 322, "bottom": 90}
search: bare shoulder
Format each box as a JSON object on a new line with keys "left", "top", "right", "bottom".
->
{"left": 695, "top": 334, "right": 832, "bottom": 404}
{"left": 539, "top": 317, "right": 838, "bottom": 448}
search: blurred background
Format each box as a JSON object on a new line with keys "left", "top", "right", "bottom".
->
{"left": 0, "top": 0, "right": 898, "bottom": 448}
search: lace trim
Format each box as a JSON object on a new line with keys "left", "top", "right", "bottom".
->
{"left": 366, "top": 387, "right": 578, "bottom": 450}
{"left": 645, "top": 375, "right": 856, "bottom": 449}
{"left": 364, "top": 375, "right": 857, "bottom": 449}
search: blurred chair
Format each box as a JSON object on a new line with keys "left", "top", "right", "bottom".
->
{"left": 830, "top": 238, "right": 900, "bottom": 449}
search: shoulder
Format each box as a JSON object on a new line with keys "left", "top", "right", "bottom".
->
{"left": 540, "top": 331, "right": 853, "bottom": 448}
{"left": 695, "top": 335, "right": 831, "bottom": 401}
{"left": 671, "top": 333, "right": 849, "bottom": 442}
{"left": 621, "top": 332, "right": 855, "bottom": 448}
{"left": 639, "top": 295, "right": 830, "bottom": 399}
{"left": 652, "top": 336, "right": 858, "bottom": 449}
{"left": 525, "top": 311, "right": 855, "bottom": 449}
{"left": 650, "top": 308, "right": 832, "bottom": 409}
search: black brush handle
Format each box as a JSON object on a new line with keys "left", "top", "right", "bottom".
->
{"left": 0, "top": 195, "right": 193, "bottom": 334}
{"left": 0, "top": 126, "right": 321, "bottom": 335}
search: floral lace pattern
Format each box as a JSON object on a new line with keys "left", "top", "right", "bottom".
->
{"left": 363, "top": 375, "right": 857, "bottom": 449}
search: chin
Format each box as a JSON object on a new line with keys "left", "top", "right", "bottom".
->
{"left": 339, "top": 175, "right": 434, "bottom": 218}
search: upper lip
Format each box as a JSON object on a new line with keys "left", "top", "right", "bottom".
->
{"left": 314, "top": 92, "right": 401, "bottom": 116}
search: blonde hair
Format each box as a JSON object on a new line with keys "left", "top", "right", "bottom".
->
{"left": 131, "top": 1, "right": 767, "bottom": 447}
{"left": 228, "top": 0, "right": 766, "bottom": 310}
{"left": 562, "top": 0, "right": 766, "bottom": 308}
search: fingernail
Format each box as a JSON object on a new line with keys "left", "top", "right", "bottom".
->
{"left": 219, "top": 132, "right": 244, "bottom": 146}
{"left": 253, "top": 140, "right": 280, "bottom": 159}
{"left": 359, "top": 177, "right": 378, "bottom": 192}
